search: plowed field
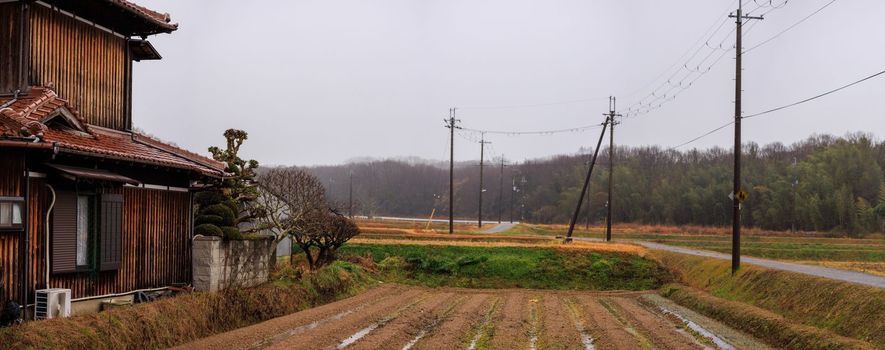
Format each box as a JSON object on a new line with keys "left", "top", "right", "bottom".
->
{"left": 179, "top": 284, "right": 765, "bottom": 350}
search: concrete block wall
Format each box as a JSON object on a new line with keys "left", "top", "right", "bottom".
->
{"left": 192, "top": 235, "right": 275, "bottom": 292}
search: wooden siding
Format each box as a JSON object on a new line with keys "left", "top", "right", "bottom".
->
{"left": 0, "top": 171, "right": 192, "bottom": 302}
{"left": 0, "top": 2, "right": 25, "bottom": 93}
{"left": 0, "top": 152, "right": 24, "bottom": 303}
{"left": 28, "top": 4, "right": 127, "bottom": 130}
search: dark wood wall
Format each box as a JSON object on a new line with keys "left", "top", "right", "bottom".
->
{"left": 28, "top": 4, "right": 128, "bottom": 130}
{"left": 34, "top": 186, "right": 192, "bottom": 300}
{"left": 1, "top": 150, "right": 193, "bottom": 302}
{"left": 0, "top": 2, "right": 25, "bottom": 94}
{"left": 0, "top": 152, "right": 24, "bottom": 303}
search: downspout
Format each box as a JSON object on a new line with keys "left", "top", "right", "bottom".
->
{"left": 21, "top": 160, "right": 29, "bottom": 320}
{"left": 44, "top": 184, "right": 55, "bottom": 290}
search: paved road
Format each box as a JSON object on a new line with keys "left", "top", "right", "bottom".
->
{"left": 484, "top": 222, "right": 518, "bottom": 233}
{"left": 571, "top": 237, "right": 885, "bottom": 289}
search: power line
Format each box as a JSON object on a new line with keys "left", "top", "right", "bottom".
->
{"left": 743, "top": 0, "right": 836, "bottom": 54}
{"left": 456, "top": 96, "right": 610, "bottom": 111}
{"left": 669, "top": 68, "right": 885, "bottom": 149}
{"left": 460, "top": 122, "right": 606, "bottom": 136}
{"left": 744, "top": 68, "right": 885, "bottom": 119}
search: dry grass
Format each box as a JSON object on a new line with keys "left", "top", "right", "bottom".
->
{"left": 661, "top": 284, "right": 877, "bottom": 350}
{"left": 0, "top": 261, "right": 373, "bottom": 350}
{"left": 348, "top": 237, "right": 648, "bottom": 256}
{"left": 795, "top": 260, "right": 885, "bottom": 276}
{"left": 652, "top": 251, "right": 885, "bottom": 347}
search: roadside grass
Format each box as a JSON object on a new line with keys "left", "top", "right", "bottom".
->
{"left": 0, "top": 261, "right": 375, "bottom": 350}
{"left": 339, "top": 243, "right": 669, "bottom": 291}
{"left": 660, "top": 284, "right": 877, "bottom": 350}
{"left": 652, "top": 251, "right": 885, "bottom": 348}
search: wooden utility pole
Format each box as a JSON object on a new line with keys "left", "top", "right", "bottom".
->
{"left": 445, "top": 108, "right": 459, "bottom": 234}
{"left": 478, "top": 134, "right": 490, "bottom": 228}
{"left": 729, "top": 4, "right": 763, "bottom": 273}
{"left": 604, "top": 96, "right": 621, "bottom": 242}
{"left": 566, "top": 118, "right": 609, "bottom": 241}
{"left": 497, "top": 156, "right": 507, "bottom": 223}
{"left": 348, "top": 171, "right": 353, "bottom": 218}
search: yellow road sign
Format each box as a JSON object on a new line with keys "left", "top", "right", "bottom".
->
{"left": 736, "top": 190, "right": 749, "bottom": 203}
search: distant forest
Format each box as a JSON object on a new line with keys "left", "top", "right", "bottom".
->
{"left": 306, "top": 133, "right": 885, "bottom": 235}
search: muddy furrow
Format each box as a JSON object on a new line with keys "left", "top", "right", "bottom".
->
{"left": 486, "top": 291, "right": 534, "bottom": 349}
{"left": 573, "top": 295, "right": 643, "bottom": 350}
{"left": 264, "top": 288, "right": 430, "bottom": 350}
{"left": 607, "top": 297, "right": 704, "bottom": 350}
{"left": 345, "top": 292, "right": 457, "bottom": 350}
{"left": 177, "top": 284, "right": 407, "bottom": 350}
{"left": 537, "top": 295, "right": 585, "bottom": 350}
{"left": 414, "top": 292, "right": 495, "bottom": 350}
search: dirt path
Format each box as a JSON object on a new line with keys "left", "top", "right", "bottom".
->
{"left": 178, "top": 285, "right": 765, "bottom": 350}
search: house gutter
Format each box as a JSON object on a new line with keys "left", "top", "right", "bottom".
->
{"left": 44, "top": 184, "right": 55, "bottom": 290}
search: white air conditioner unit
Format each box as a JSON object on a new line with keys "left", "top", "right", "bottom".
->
{"left": 35, "top": 288, "right": 71, "bottom": 319}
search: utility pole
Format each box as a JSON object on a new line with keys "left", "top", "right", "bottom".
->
{"left": 497, "top": 156, "right": 507, "bottom": 223}
{"left": 445, "top": 108, "right": 460, "bottom": 234}
{"left": 791, "top": 157, "right": 798, "bottom": 232}
{"left": 566, "top": 117, "right": 609, "bottom": 241}
{"left": 604, "top": 96, "right": 621, "bottom": 242}
{"left": 478, "top": 134, "right": 490, "bottom": 228}
{"left": 348, "top": 170, "right": 353, "bottom": 218}
{"left": 729, "top": 4, "right": 763, "bottom": 273}
{"left": 510, "top": 174, "right": 515, "bottom": 223}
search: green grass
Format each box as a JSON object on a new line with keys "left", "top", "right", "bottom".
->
{"left": 339, "top": 243, "right": 669, "bottom": 290}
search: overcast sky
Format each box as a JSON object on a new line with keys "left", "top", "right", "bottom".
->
{"left": 132, "top": 0, "right": 884, "bottom": 166}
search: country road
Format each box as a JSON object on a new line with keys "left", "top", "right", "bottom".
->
{"left": 571, "top": 237, "right": 885, "bottom": 289}
{"left": 483, "top": 222, "right": 517, "bottom": 233}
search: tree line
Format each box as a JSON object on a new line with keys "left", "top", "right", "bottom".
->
{"left": 308, "top": 133, "right": 885, "bottom": 235}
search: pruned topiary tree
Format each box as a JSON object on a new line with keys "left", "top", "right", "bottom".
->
{"left": 195, "top": 129, "right": 264, "bottom": 240}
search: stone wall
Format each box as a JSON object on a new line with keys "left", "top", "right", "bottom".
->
{"left": 192, "top": 235, "right": 275, "bottom": 292}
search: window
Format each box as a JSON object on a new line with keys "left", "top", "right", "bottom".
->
{"left": 0, "top": 197, "right": 24, "bottom": 230}
{"left": 76, "top": 195, "right": 92, "bottom": 267}
{"left": 52, "top": 190, "right": 122, "bottom": 273}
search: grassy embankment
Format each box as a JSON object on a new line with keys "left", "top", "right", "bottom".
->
{"left": 340, "top": 243, "right": 669, "bottom": 290}
{"left": 504, "top": 223, "right": 885, "bottom": 275}
{"left": 653, "top": 251, "right": 884, "bottom": 349}
{"left": 0, "top": 261, "right": 374, "bottom": 350}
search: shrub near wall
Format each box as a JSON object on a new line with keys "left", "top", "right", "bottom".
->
{"left": 0, "top": 261, "right": 373, "bottom": 350}
{"left": 652, "top": 251, "right": 885, "bottom": 347}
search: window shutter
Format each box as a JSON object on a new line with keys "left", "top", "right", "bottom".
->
{"left": 100, "top": 193, "right": 123, "bottom": 271}
{"left": 52, "top": 190, "right": 77, "bottom": 273}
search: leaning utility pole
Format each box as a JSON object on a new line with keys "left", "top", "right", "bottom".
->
{"left": 445, "top": 108, "right": 460, "bottom": 234}
{"left": 604, "top": 96, "right": 621, "bottom": 242}
{"left": 566, "top": 117, "right": 609, "bottom": 241}
{"left": 729, "top": 4, "right": 763, "bottom": 273}
{"left": 478, "top": 134, "right": 490, "bottom": 228}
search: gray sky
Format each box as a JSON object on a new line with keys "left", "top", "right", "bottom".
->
{"left": 133, "top": 0, "right": 885, "bottom": 166}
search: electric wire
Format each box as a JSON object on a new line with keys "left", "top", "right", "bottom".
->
{"left": 743, "top": 0, "right": 836, "bottom": 54}
{"left": 669, "top": 68, "right": 885, "bottom": 149}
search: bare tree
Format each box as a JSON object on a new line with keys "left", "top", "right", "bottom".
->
{"left": 290, "top": 209, "right": 360, "bottom": 270}
{"left": 256, "top": 167, "right": 327, "bottom": 261}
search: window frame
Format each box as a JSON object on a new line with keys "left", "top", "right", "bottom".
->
{"left": 0, "top": 196, "right": 25, "bottom": 231}
{"left": 75, "top": 193, "right": 98, "bottom": 271}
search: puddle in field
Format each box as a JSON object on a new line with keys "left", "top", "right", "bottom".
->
{"left": 528, "top": 299, "right": 540, "bottom": 350}
{"left": 249, "top": 309, "right": 356, "bottom": 349}
{"left": 401, "top": 329, "right": 427, "bottom": 350}
{"left": 657, "top": 306, "right": 735, "bottom": 350}
{"left": 337, "top": 323, "right": 381, "bottom": 349}
{"left": 564, "top": 299, "right": 596, "bottom": 350}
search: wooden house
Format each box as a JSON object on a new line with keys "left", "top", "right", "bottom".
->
{"left": 0, "top": 1, "right": 225, "bottom": 317}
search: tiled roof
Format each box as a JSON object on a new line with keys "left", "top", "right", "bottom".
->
{"left": 110, "top": 0, "right": 178, "bottom": 32}
{"left": 0, "top": 87, "right": 224, "bottom": 177}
